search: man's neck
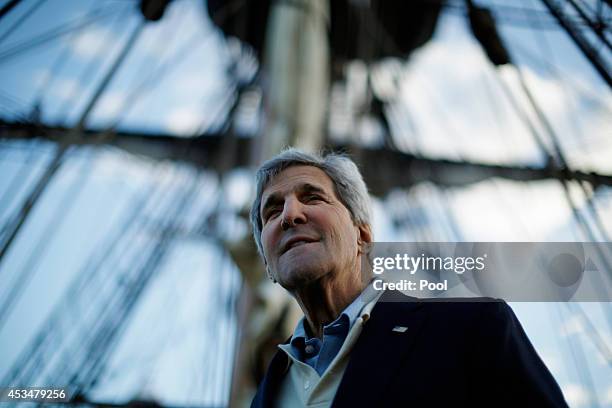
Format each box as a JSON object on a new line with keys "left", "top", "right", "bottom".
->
{"left": 292, "top": 271, "right": 365, "bottom": 339}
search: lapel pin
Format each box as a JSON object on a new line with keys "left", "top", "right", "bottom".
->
{"left": 392, "top": 326, "right": 408, "bottom": 333}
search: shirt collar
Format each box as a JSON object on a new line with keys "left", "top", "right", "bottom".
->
{"left": 289, "top": 280, "right": 379, "bottom": 344}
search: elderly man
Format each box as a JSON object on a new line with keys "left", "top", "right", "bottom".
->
{"left": 249, "top": 149, "right": 567, "bottom": 407}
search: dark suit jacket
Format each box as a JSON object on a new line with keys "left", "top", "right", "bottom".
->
{"left": 251, "top": 292, "right": 568, "bottom": 407}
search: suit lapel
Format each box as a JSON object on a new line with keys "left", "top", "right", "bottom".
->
{"left": 251, "top": 349, "right": 290, "bottom": 408}
{"left": 331, "top": 292, "right": 428, "bottom": 407}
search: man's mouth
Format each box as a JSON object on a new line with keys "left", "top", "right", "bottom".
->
{"left": 287, "top": 240, "right": 311, "bottom": 250}
{"left": 281, "top": 237, "right": 318, "bottom": 254}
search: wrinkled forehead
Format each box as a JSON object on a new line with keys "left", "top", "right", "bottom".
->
{"left": 260, "top": 166, "right": 338, "bottom": 208}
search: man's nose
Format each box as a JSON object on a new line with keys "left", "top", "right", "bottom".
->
{"left": 280, "top": 197, "right": 307, "bottom": 230}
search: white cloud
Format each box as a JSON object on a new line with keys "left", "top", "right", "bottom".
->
{"left": 95, "top": 90, "right": 127, "bottom": 120}
{"left": 164, "top": 107, "right": 203, "bottom": 136}
{"left": 561, "top": 383, "right": 591, "bottom": 407}
{"left": 138, "top": 27, "right": 173, "bottom": 60}
{"left": 398, "top": 39, "right": 543, "bottom": 164}
{"left": 51, "top": 78, "right": 81, "bottom": 101}
{"left": 594, "top": 335, "right": 612, "bottom": 367}
{"left": 451, "top": 179, "right": 576, "bottom": 240}
{"left": 223, "top": 169, "right": 253, "bottom": 210}
{"left": 137, "top": 0, "right": 212, "bottom": 62}
{"left": 173, "top": 72, "right": 214, "bottom": 96}
{"left": 393, "top": 32, "right": 612, "bottom": 172}
{"left": 604, "top": 384, "right": 612, "bottom": 406}
{"left": 561, "top": 314, "right": 585, "bottom": 337}
{"left": 53, "top": 147, "right": 170, "bottom": 190}
{"left": 508, "top": 66, "right": 567, "bottom": 117}
{"left": 69, "top": 26, "right": 116, "bottom": 59}
{"left": 33, "top": 70, "right": 51, "bottom": 88}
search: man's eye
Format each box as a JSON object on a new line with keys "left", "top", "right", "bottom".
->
{"left": 265, "top": 209, "right": 280, "bottom": 222}
{"left": 306, "top": 194, "right": 322, "bottom": 202}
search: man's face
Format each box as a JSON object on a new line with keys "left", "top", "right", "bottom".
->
{"left": 260, "top": 165, "right": 366, "bottom": 291}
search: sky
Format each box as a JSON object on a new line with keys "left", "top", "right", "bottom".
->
{"left": 0, "top": 0, "right": 611, "bottom": 407}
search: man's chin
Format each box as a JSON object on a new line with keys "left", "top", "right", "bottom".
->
{"left": 276, "top": 265, "right": 328, "bottom": 291}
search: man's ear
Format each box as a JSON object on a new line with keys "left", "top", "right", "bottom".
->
{"left": 262, "top": 257, "right": 277, "bottom": 283}
{"left": 357, "top": 224, "right": 372, "bottom": 254}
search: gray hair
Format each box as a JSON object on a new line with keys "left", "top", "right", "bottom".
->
{"left": 250, "top": 148, "right": 372, "bottom": 259}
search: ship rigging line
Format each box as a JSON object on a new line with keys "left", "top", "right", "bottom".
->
{"left": 0, "top": 19, "right": 145, "bottom": 267}
{"left": 0, "top": 149, "right": 94, "bottom": 332}
{"left": 0, "top": 0, "right": 22, "bottom": 21}
{"left": 540, "top": 0, "right": 612, "bottom": 88}
{"left": 2, "top": 162, "right": 175, "bottom": 387}
{"left": 53, "top": 10, "right": 129, "bottom": 124}
{"left": 566, "top": 0, "right": 612, "bottom": 51}
{"left": 0, "top": 3, "right": 126, "bottom": 64}
{"left": 0, "top": 0, "right": 46, "bottom": 47}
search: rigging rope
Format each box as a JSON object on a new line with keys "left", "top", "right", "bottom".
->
{"left": 0, "top": 3, "right": 126, "bottom": 65}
